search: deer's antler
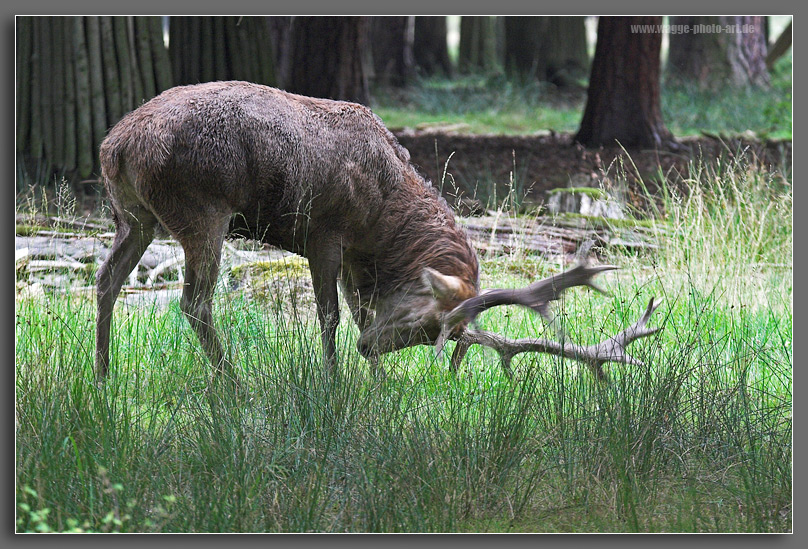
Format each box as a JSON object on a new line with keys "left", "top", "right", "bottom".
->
{"left": 434, "top": 252, "right": 617, "bottom": 357}
{"left": 449, "top": 297, "right": 663, "bottom": 381}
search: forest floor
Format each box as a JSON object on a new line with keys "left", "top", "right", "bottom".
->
{"left": 394, "top": 130, "right": 792, "bottom": 207}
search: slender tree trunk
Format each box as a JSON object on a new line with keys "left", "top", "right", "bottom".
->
{"left": 413, "top": 16, "right": 452, "bottom": 77}
{"left": 16, "top": 17, "right": 33, "bottom": 152}
{"left": 540, "top": 16, "right": 589, "bottom": 86}
{"left": 99, "top": 17, "right": 122, "bottom": 126}
{"left": 86, "top": 16, "right": 109, "bottom": 171}
{"left": 73, "top": 17, "right": 94, "bottom": 177}
{"left": 575, "top": 16, "right": 675, "bottom": 149}
{"left": 766, "top": 20, "right": 792, "bottom": 69}
{"left": 458, "top": 16, "right": 498, "bottom": 74}
{"left": 62, "top": 20, "right": 77, "bottom": 172}
{"left": 113, "top": 17, "right": 135, "bottom": 113}
{"left": 268, "top": 17, "right": 293, "bottom": 89}
{"left": 50, "top": 18, "right": 66, "bottom": 167}
{"left": 369, "top": 16, "right": 414, "bottom": 87}
{"left": 503, "top": 17, "right": 543, "bottom": 78}
{"left": 149, "top": 16, "right": 173, "bottom": 92}
{"left": 135, "top": 17, "right": 157, "bottom": 99}
{"left": 39, "top": 17, "right": 55, "bottom": 164}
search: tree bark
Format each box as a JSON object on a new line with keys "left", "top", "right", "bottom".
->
{"left": 575, "top": 16, "right": 675, "bottom": 149}
{"left": 668, "top": 16, "right": 769, "bottom": 88}
{"left": 288, "top": 16, "right": 370, "bottom": 104}
{"left": 413, "top": 16, "right": 452, "bottom": 77}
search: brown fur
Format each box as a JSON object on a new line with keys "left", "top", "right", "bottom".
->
{"left": 96, "top": 81, "right": 479, "bottom": 378}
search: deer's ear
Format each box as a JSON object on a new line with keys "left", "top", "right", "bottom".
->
{"left": 422, "top": 268, "right": 465, "bottom": 300}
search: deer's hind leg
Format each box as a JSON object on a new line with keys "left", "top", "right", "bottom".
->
{"left": 168, "top": 212, "right": 235, "bottom": 381}
{"left": 96, "top": 205, "right": 158, "bottom": 380}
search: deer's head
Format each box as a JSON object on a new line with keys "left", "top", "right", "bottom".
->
{"left": 356, "top": 267, "right": 478, "bottom": 359}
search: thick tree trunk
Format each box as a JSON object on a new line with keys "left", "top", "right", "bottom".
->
{"left": 668, "top": 16, "right": 769, "bottom": 88}
{"left": 288, "top": 16, "right": 370, "bottom": 104}
{"left": 413, "top": 16, "right": 452, "bottom": 77}
{"left": 575, "top": 16, "right": 675, "bottom": 149}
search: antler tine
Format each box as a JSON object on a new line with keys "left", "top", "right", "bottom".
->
{"left": 444, "top": 257, "right": 619, "bottom": 331}
{"left": 453, "top": 298, "right": 663, "bottom": 381}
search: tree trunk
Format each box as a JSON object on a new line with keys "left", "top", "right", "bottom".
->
{"left": 369, "top": 16, "right": 414, "bottom": 87}
{"left": 413, "top": 16, "right": 452, "bottom": 77}
{"left": 503, "top": 17, "right": 543, "bottom": 78}
{"left": 268, "top": 16, "right": 293, "bottom": 89}
{"left": 668, "top": 16, "right": 769, "bottom": 88}
{"left": 72, "top": 17, "right": 94, "bottom": 178}
{"left": 62, "top": 20, "right": 77, "bottom": 172}
{"left": 539, "top": 16, "right": 589, "bottom": 86}
{"left": 148, "top": 16, "right": 173, "bottom": 93}
{"left": 50, "top": 17, "right": 66, "bottom": 167}
{"left": 99, "top": 17, "right": 122, "bottom": 126}
{"left": 288, "top": 16, "right": 370, "bottom": 104}
{"left": 766, "top": 20, "right": 792, "bottom": 69}
{"left": 86, "top": 16, "right": 109, "bottom": 169}
{"left": 112, "top": 17, "right": 135, "bottom": 113}
{"left": 504, "top": 16, "right": 588, "bottom": 85}
{"left": 724, "top": 16, "right": 769, "bottom": 86}
{"left": 575, "top": 16, "right": 675, "bottom": 149}
{"left": 459, "top": 16, "right": 498, "bottom": 73}
{"left": 39, "top": 17, "right": 55, "bottom": 164}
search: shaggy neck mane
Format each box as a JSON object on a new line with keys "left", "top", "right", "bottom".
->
{"left": 373, "top": 169, "right": 479, "bottom": 297}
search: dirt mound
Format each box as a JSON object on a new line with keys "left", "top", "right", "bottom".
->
{"left": 395, "top": 130, "right": 791, "bottom": 204}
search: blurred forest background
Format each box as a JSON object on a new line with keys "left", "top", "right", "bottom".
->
{"left": 15, "top": 16, "right": 792, "bottom": 210}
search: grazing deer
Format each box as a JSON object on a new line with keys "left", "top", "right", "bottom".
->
{"left": 96, "top": 81, "right": 659, "bottom": 383}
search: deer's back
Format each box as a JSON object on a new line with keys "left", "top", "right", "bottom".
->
{"left": 100, "top": 82, "right": 411, "bottom": 242}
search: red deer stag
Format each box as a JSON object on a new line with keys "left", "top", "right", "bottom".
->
{"left": 96, "top": 81, "right": 659, "bottom": 382}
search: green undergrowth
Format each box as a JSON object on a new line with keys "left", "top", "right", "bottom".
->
{"left": 16, "top": 155, "right": 791, "bottom": 532}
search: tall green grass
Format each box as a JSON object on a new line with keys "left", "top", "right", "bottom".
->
{"left": 16, "top": 156, "right": 791, "bottom": 532}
